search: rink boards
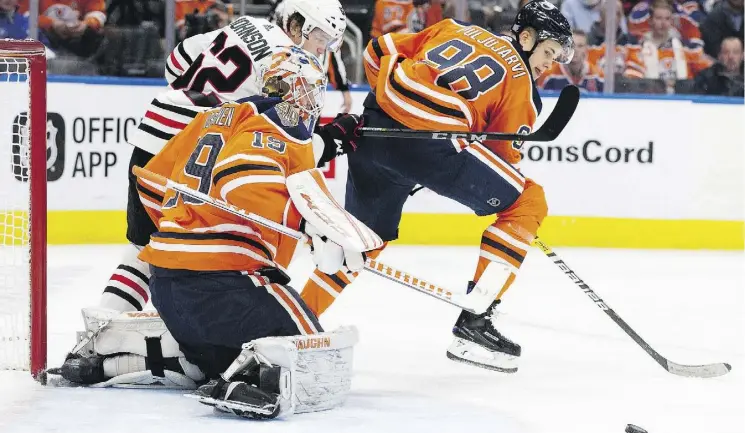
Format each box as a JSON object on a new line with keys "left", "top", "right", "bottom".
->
{"left": 2, "top": 78, "right": 743, "bottom": 249}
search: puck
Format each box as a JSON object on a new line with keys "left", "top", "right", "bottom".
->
{"left": 625, "top": 424, "right": 647, "bottom": 433}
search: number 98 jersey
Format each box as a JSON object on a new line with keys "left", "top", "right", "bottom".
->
{"left": 136, "top": 98, "right": 315, "bottom": 274}
{"left": 364, "top": 19, "right": 543, "bottom": 165}
{"left": 130, "top": 15, "right": 296, "bottom": 156}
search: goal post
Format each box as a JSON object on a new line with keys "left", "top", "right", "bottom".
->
{"left": 0, "top": 39, "right": 48, "bottom": 379}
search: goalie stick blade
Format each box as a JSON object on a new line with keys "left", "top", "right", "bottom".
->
{"left": 358, "top": 85, "right": 580, "bottom": 142}
{"left": 665, "top": 361, "right": 732, "bottom": 378}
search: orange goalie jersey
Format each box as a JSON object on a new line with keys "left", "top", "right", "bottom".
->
{"left": 364, "top": 19, "right": 542, "bottom": 165}
{"left": 137, "top": 98, "right": 314, "bottom": 273}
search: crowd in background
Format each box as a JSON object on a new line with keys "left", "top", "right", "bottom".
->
{"left": 1, "top": 0, "right": 742, "bottom": 96}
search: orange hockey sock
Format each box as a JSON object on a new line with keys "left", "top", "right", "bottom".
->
{"left": 472, "top": 179, "right": 547, "bottom": 299}
{"left": 301, "top": 244, "right": 386, "bottom": 316}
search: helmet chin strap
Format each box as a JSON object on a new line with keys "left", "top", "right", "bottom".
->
{"left": 526, "top": 40, "right": 538, "bottom": 59}
{"left": 515, "top": 32, "right": 538, "bottom": 64}
{"left": 527, "top": 31, "right": 546, "bottom": 58}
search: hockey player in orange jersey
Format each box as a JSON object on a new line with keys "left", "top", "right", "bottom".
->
{"left": 301, "top": 0, "right": 575, "bottom": 373}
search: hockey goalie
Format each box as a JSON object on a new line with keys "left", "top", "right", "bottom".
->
{"left": 48, "top": 46, "right": 381, "bottom": 420}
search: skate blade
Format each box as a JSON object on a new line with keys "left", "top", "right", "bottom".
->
{"left": 446, "top": 351, "right": 518, "bottom": 373}
{"left": 446, "top": 338, "right": 519, "bottom": 373}
{"left": 185, "top": 393, "right": 277, "bottom": 416}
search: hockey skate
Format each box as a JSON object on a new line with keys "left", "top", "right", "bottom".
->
{"left": 447, "top": 296, "right": 521, "bottom": 373}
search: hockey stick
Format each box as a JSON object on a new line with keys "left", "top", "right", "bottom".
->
{"left": 133, "top": 166, "right": 498, "bottom": 314}
{"left": 358, "top": 85, "right": 580, "bottom": 142}
{"left": 533, "top": 238, "right": 731, "bottom": 378}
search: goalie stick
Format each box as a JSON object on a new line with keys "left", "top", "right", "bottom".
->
{"left": 358, "top": 85, "right": 580, "bottom": 142}
{"left": 533, "top": 238, "right": 731, "bottom": 378}
{"left": 132, "top": 167, "right": 499, "bottom": 314}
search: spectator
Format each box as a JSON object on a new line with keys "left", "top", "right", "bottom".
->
{"left": 370, "top": 0, "right": 428, "bottom": 39}
{"left": 477, "top": 0, "right": 527, "bottom": 33}
{"left": 426, "top": 0, "right": 443, "bottom": 27}
{"left": 443, "top": 0, "right": 470, "bottom": 21}
{"left": 0, "top": 0, "right": 27, "bottom": 39}
{"left": 98, "top": 0, "right": 165, "bottom": 77}
{"left": 537, "top": 30, "right": 605, "bottom": 92}
{"left": 561, "top": 0, "right": 603, "bottom": 33}
{"left": 176, "top": 0, "right": 231, "bottom": 41}
{"left": 628, "top": 0, "right": 704, "bottom": 48}
{"left": 588, "top": 0, "right": 632, "bottom": 45}
{"left": 587, "top": 0, "right": 640, "bottom": 75}
{"left": 694, "top": 36, "right": 744, "bottom": 95}
{"left": 627, "top": 0, "right": 713, "bottom": 91}
{"left": 106, "top": 0, "right": 165, "bottom": 38}
{"left": 700, "top": 0, "right": 744, "bottom": 58}
{"left": 18, "top": 0, "right": 105, "bottom": 57}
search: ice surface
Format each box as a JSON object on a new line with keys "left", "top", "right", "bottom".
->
{"left": 1, "top": 245, "right": 742, "bottom": 433}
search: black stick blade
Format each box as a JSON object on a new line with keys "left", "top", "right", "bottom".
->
{"left": 358, "top": 85, "right": 581, "bottom": 142}
{"left": 532, "top": 85, "right": 580, "bottom": 141}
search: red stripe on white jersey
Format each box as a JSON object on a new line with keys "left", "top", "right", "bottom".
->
{"left": 169, "top": 52, "right": 184, "bottom": 71}
{"left": 145, "top": 110, "right": 189, "bottom": 129}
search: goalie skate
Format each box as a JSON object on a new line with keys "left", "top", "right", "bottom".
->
{"left": 186, "top": 380, "right": 281, "bottom": 419}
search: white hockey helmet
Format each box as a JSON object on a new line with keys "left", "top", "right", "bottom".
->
{"left": 280, "top": 0, "right": 347, "bottom": 53}
{"left": 262, "top": 46, "right": 327, "bottom": 124}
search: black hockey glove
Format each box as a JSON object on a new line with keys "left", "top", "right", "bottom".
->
{"left": 314, "top": 113, "right": 364, "bottom": 166}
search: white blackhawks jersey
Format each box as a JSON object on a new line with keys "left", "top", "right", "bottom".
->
{"left": 129, "top": 16, "right": 295, "bottom": 155}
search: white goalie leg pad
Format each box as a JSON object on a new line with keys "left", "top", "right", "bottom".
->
{"left": 78, "top": 307, "right": 205, "bottom": 388}
{"left": 287, "top": 168, "right": 383, "bottom": 252}
{"left": 251, "top": 325, "right": 360, "bottom": 415}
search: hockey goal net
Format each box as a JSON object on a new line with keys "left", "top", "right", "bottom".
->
{"left": 0, "top": 39, "right": 47, "bottom": 378}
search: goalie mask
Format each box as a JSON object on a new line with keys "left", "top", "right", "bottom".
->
{"left": 262, "top": 46, "right": 327, "bottom": 129}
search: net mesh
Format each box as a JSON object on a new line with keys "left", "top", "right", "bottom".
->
{"left": 0, "top": 55, "right": 32, "bottom": 370}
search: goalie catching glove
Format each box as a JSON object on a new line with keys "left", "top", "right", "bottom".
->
{"left": 286, "top": 168, "right": 383, "bottom": 275}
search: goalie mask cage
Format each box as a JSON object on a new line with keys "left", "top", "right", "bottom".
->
{"left": 0, "top": 39, "right": 47, "bottom": 379}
